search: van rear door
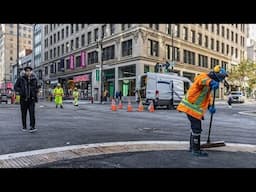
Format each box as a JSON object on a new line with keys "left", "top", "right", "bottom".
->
{"left": 172, "top": 79, "right": 184, "bottom": 105}
{"left": 146, "top": 74, "right": 157, "bottom": 99}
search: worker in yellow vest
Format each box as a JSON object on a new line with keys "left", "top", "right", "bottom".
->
{"left": 73, "top": 87, "right": 79, "bottom": 107}
{"left": 54, "top": 83, "right": 64, "bottom": 108}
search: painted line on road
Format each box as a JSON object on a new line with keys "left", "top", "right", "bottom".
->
{"left": 238, "top": 111, "right": 256, "bottom": 117}
{"left": 1, "top": 141, "right": 256, "bottom": 168}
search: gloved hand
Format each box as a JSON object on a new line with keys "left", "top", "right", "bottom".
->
{"left": 208, "top": 106, "right": 216, "bottom": 114}
{"left": 209, "top": 80, "right": 219, "bottom": 90}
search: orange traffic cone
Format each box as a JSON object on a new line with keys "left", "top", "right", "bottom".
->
{"left": 137, "top": 101, "right": 144, "bottom": 112}
{"left": 148, "top": 101, "right": 155, "bottom": 112}
{"left": 127, "top": 100, "right": 133, "bottom": 112}
{"left": 118, "top": 100, "right": 123, "bottom": 109}
{"left": 111, "top": 99, "right": 117, "bottom": 111}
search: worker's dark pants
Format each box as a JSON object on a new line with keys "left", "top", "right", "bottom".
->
{"left": 187, "top": 114, "right": 202, "bottom": 134}
{"left": 20, "top": 99, "right": 35, "bottom": 128}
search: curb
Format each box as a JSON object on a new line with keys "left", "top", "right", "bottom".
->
{"left": 1, "top": 141, "right": 256, "bottom": 168}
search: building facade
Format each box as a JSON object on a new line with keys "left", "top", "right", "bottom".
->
{"left": 0, "top": 24, "right": 33, "bottom": 90}
{"left": 39, "top": 24, "right": 247, "bottom": 101}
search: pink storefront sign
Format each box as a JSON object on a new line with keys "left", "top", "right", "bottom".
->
{"left": 73, "top": 74, "right": 90, "bottom": 82}
{"left": 70, "top": 55, "right": 74, "bottom": 70}
{"left": 81, "top": 51, "right": 86, "bottom": 67}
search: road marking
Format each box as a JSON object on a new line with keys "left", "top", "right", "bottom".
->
{"left": 0, "top": 141, "right": 256, "bottom": 168}
{"left": 238, "top": 111, "right": 256, "bottom": 117}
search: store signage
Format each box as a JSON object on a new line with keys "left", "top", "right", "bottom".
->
{"left": 70, "top": 55, "right": 74, "bottom": 70}
{"left": 73, "top": 74, "right": 90, "bottom": 82}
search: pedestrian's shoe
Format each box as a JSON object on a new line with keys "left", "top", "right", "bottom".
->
{"left": 29, "top": 127, "right": 37, "bottom": 133}
{"left": 189, "top": 132, "right": 192, "bottom": 152}
{"left": 60, "top": 105, "right": 63, "bottom": 109}
{"left": 191, "top": 134, "right": 208, "bottom": 157}
{"left": 21, "top": 127, "right": 27, "bottom": 132}
{"left": 56, "top": 105, "right": 58, "bottom": 108}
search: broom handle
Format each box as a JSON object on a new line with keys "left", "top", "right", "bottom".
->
{"left": 207, "top": 89, "right": 216, "bottom": 143}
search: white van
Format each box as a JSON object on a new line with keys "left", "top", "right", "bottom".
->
{"left": 137, "top": 72, "right": 192, "bottom": 109}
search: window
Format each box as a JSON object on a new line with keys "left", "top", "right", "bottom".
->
{"left": 231, "top": 46, "right": 234, "bottom": 56}
{"left": 76, "top": 24, "right": 79, "bottom": 32}
{"left": 81, "top": 24, "right": 85, "bottom": 29}
{"left": 205, "top": 35, "right": 208, "bottom": 48}
{"left": 183, "top": 50, "right": 195, "bottom": 65}
{"left": 88, "top": 51, "right": 98, "bottom": 64}
{"left": 50, "top": 36, "right": 53, "bottom": 45}
{"left": 216, "top": 24, "right": 220, "bottom": 35}
{"left": 88, "top": 31, "right": 92, "bottom": 44}
{"left": 183, "top": 26, "right": 188, "bottom": 40}
{"left": 45, "top": 66, "right": 48, "bottom": 75}
{"left": 57, "top": 31, "right": 60, "bottom": 41}
{"left": 216, "top": 40, "right": 219, "bottom": 52}
{"left": 50, "top": 64, "right": 54, "bottom": 73}
{"left": 205, "top": 24, "right": 208, "bottom": 30}
{"left": 221, "top": 43, "right": 225, "bottom": 54}
{"left": 70, "top": 40, "right": 74, "bottom": 50}
{"left": 45, "top": 39, "right": 48, "bottom": 48}
{"left": 222, "top": 26, "right": 225, "bottom": 37}
{"left": 198, "top": 54, "right": 208, "bottom": 68}
{"left": 122, "top": 39, "right": 133, "bottom": 57}
{"left": 76, "top": 55, "right": 81, "bottom": 67}
{"left": 50, "top": 49, "right": 53, "bottom": 59}
{"left": 102, "top": 24, "right": 107, "bottom": 38}
{"left": 231, "top": 31, "right": 234, "bottom": 41}
{"left": 227, "top": 28, "right": 229, "bottom": 40}
{"left": 211, "top": 38, "right": 214, "bottom": 50}
{"left": 94, "top": 28, "right": 98, "bottom": 41}
{"left": 71, "top": 24, "right": 74, "bottom": 34}
{"left": 102, "top": 45, "right": 115, "bottom": 61}
{"left": 121, "top": 24, "right": 125, "bottom": 31}
{"left": 149, "top": 24, "right": 159, "bottom": 30}
{"left": 235, "top": 48, "right": 238, "bottom": 58}
{"left": 191, "top": 30, "right": 195, "bottom": 43}
{"left": 148, "top": 39, "right": 159, "bottom": 57}
{"left": 211, "top": 24, "right": 214, "bottom": 32}
{"left": 45, "top": 25, "right": 48, "bottom": 35}
{"left": 76, "top": 37, "right": 79, "bottom": 49}
{"left": 198, "top": 33, "right": 202, "bottom": 45}
{"left": 221, "top": 61, "right": 228, "bottom": 71}
{"left": 66, "top": 26, "right": 69, "bottom": 37}
{"left": 54, "top": 34, "right": 56, "bottom": 43}
{"left": 57, "top": 46, "right": 60, "bottom": 57}
{"left": 210, "top": 58, "right": 219, "bottom": 68}
{"left": 61, "top": 29, "right": 64, "bottom": 40}
{"left": 166, "top": 45, "right": 180, "bottom": 61}
{"left": 166, "top": 24, "right": 171, "bottom": 35}
{"left": 10, "top": 57, "right": 13, "bottom": 61}
{"left": 235, "top": 33, "right": 238, "bottom": 43}
{"left": 61, "top": 44, "right": 64, "bottom": 55}
{"left": 226, "top": 44, "right": 229, "bottom": 55}
{"left": 110, "top": 24, "right": 115, "bottom": 35}
{"left": 175, "top": 24, "right": 180, "bottom": 37}
{"left": 81, "top": 34, "right": 85, "bottom": 47}
{"left": 66, "top": 42, "right": 69, "bottom": 53}
{"left": 45, "top": 52, "right": 48, "bottom": 61}
{"left": 54, "top": 48, "right": 56, "bottom": 57}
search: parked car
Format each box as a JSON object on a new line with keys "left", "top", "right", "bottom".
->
{"left": 230, "top": 91, "right": 245, "bottom": 103}
{"left": 0, "top": 94, "right": 8, "bottom": 104}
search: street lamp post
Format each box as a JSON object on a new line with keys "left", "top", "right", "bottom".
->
{"left": 16, "top": 24, "right": 19, "bottom": 79}
{"left": 97, "top": 39, "right": 104, "bottom": 103}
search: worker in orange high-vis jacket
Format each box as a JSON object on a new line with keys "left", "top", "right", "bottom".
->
{"left": 177, "top": 65, "right": 228, "bottom": 157}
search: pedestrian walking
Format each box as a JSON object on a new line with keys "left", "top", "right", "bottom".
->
{"left": 54, "top": 83, "right": 64, "bottom": 108}
{"left": 14, "top": 66, "right": 39, "bottom": 132}
{"left": 73, "top": 87, "right": 79, "bottom": 107}
{"left": 177, "top": 65, "right": 228, "bottom": 157}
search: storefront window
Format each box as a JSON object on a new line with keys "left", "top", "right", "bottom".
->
{"left": 119, "top": 79, "right": 136, "bottom": 96}
{"left": 103, "top": 69, "right": 115, "bottom": 97}
{"left": 118, "top": 65, "right": 136, "bottom": 78}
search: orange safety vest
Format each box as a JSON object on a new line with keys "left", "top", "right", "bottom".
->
{"left": 177, "top": 73, "right": 213, "bottom": 120}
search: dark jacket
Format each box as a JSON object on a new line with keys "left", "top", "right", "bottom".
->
{"left": 14, "top": 71, "right": 39, "bottom": 102}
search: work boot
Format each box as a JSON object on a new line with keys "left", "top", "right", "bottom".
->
{"left": 56, "top": 105, "right": 58, "bottom": 108}
{"left": 192, "top": 134, "right": 208, "bottom": 157}
{"left": 189, "top": 132, "right": 192, "bottom": 152}
{"left": 60, "top": 105, "right": 63, "bottom": 109}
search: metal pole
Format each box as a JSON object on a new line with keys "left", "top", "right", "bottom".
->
{"left": 16, "top": 24, "right": 19, "bottom": 79}
{"left": 100, "top": 41, "right": 103, "bottom": 104}
{"left": 171, "top": 25, "right": 174, "bottom": 108}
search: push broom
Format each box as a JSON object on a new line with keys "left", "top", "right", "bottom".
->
{"left": 201, "top": 88, "right": 226, "bottom": 148}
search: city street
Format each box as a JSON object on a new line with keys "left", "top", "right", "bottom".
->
{"left": 0, "top": 100, "right": 256, "bottom": 167}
